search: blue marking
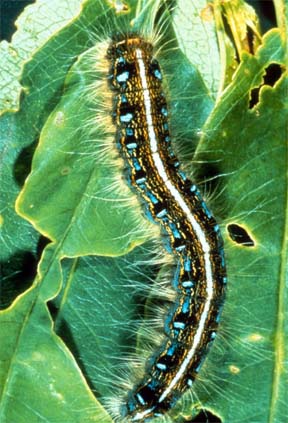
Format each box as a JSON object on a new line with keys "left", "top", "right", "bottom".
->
{"left": 219, "top": 248, "right": 225, "bottom": 267}
{"left": 168, "top": 221, "right": 181, "bottom": 239}
{"left": 120, "top": 113, "right": 133, "bottom": 123}
{"left": 166, "top": 343, "right": 177, "bottom": 356}
{"left": 121, "top": 94, "right": 128, "bottom": 103}
{"left": 195, "top": 359, "right": 204, "bottom": 373}
{"left": 132, "top": 158, "right": 141, "bottom": 171}
{"left": 164, "top": 135, "right": 171, "bottom": 142}
{"left": 167, "top": 145, "right": 175, "bottom": 155}
{"left": 172, "top": 261, "right": 181, "bottom": 290}
{"left": 118, "top": 56, "right": 125, "bottom": 64}
{"left": 126, "top": 142, "right": 137, "bottom": 149}
{"left": 173, "top": 321, "right": 185, "bottom": 330}
{"left": 156, "top": 363, "right": 167, "bottom": 371}
{"left": 137, "top": 182, "right": 146, "bottom": 191}
{"left": 163, "top": 237, "right": 173, "bottom": 254}
{"left": 184, "top": 257, "right": 191, "bottom": 272}
{"left": 182, "top": 280, "right": 194, "bottom": 289}
{"left": 136, "top": 393, "right": 146, "bottom": 406}
{"left": 147, "top": 380, "right": 158, "bottom": 390}
{"left": 215, "top": 308, "right": 222, "bottom": 323}
{"left": 182, "top": 296, "right": 190, "bottom": 314}
{"left": 222, "top": 276, "right": 228, "bottom": 284}
{"left": 187, "top": 379, "right": 193, "bottom": 387}
{"left": 116, "top": 139, "right": 121, "bottom": 150}
{"left": 146, "top": 191, "right": 158, "bottom": 204}
{"left": 190, "top": 185, "right": 202, "bottom": 199}
{"left": 163, "top": 122, "right": 169, "bottom": 131}
{"left": 210, "top": 331, "right": 217, "bottom": 340}
{"left": 136, "top": 177, "right": 146, "bottom": 185}
{"left": 178, "top": 170, "right": 187, "bottom": 181}
{"left": 156, "top": 208, "right": 167, "bottom": 218}
{"left": 161, "top": 107, "right": 168, "bottom": 116}
{"left": 154, "top": 413, "right": 164, "bottom": 418}
{"left": 175, "top": 244, "right": 185, "bottom": 252}
{"left": 126, "top": 400, "right": 136, "bottom": 413}
{"left": 173, "top": 226, "right": 181, "bottom": 238}
{"left": 126, "top": 127, "right": 134, "bottom": 136}
{"left": 154, "top": 69, "right": 162, "bottom": 79}
{"left": 201, "top": 201, "right": 212, "bottom": 218}
{"left": 117, "top": 71, "right": 129, "bottom": 83}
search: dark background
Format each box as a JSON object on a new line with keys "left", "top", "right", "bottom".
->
{"left": 1, "top": 0, "right": 36, "bottom": 41}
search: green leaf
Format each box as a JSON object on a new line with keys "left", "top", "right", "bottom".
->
{"left": 53, "top": 246, "right": 157, "bottom": 399}
{"left": 172, "top": 0, "right": 221, "bottom": 98}
{"left": 0, "top": 245, "right": 112, "bottom": 422}
{"left": 0, "top": 0, "right": 118, "bottom": 305}
{"left": 187, "top": 29, "right": 287, "bottom": 423}
{"left": 0, "top": 0, "right": 84, "bottom": 113}
{"left": 0, "top": 97, "right": 40, "bottom": 309}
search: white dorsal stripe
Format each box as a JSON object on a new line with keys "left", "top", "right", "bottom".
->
{"left": 135, "top": 48, "right": 214, "bottom": 402}
{"left": 132, "top": 408, "right": 154, "bottom": 422}
{"left": 136, "top": 50, "right": 158, "bottom": 153}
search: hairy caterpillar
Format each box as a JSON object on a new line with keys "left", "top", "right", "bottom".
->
{"left": 104, "top": 34, "right": 227, "bottom": 421}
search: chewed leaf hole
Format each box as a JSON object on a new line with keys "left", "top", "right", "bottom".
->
{"left": 189, "top": 410, "right": 222, "bottom": 422}
{"left": 263, "top": 63, "right": 283, "bottom": 86}
{"left": 249, "top": 63, "right": 284, "bottom": 108}
{"left": 227, "top": 224, "right": 255, "bottom": 247}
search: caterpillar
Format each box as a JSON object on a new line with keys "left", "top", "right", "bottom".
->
{"left": 106, "top": 35, "right": 227, "bottom": 422}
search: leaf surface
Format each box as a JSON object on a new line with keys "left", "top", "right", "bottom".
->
{"left": 187, "top": 29, "right": 287, "bottom": 423}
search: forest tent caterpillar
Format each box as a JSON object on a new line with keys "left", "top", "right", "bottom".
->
{"left": 106, "top": 35, "right": 227, "bottom": 422}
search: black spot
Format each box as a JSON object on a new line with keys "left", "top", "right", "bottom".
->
{"left": 181, "top": 179, "right": 196, "bottom": 196}
{"left": 249, "top": 63, "right": 284, "bottom": 108}
{"left": 249, "top": 88, "right": 259, "bottom": 109}
{"left": 0, "top": 251, "right": 36, "bottom": 309}
{"left": 135, "top": 384, "right": 155, "bottom": 404}
{"left": 227, "top": 223, "right": 255, "bottom": 246}
{"left": 152, "top": 201, "right": 168, "bottom": 218}
{"left": 0, "top": 236, "right": 48, "bottom": 309}
{"left": 47, "top": 301, "right": 59, "bottom": 320}
{"left": 1, "top": 0, "right": 35, "bottom": 42}
{"left": 154, "top": 97, "right": 168, "bottom": 116}
{"left": 155, "top": 353, "right": 175, "bottom": 369}
{"left": 116, "top": 61, "right": 136, "bottom": 82}
{"left": 119, "top": 101, "right": 134, "bottom": 116}
{"left": 134, "top": 169, "right": 146, "bottom": 184}
{"left": 246, "top": 25, "right": 256, "bottom": 54}
{"left": 246, "top": 0, "right": 277, "bottom": 32}
{"left": 123, "top": 133, "right": 137, "bottom": 149}
{"left": 14, "top": 139, "right": 38, "bottom": 187}
{"left": 263, "top": 63, "right": 283, "bottom": 86}
{"left": 149, "top": 60, "right": 162, "bottom": 80}
{"left": 167, "top": 156, "right": 180, "bottom": 168}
